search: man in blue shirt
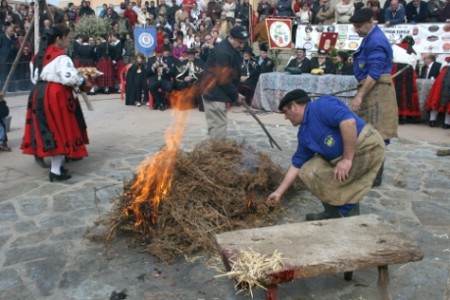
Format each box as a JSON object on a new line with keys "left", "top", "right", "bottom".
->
{"left": 350, "top": 8, "right": 398, "bottom": 186}
{"left": 267, "top": 89, "right": 385, "bottom": 221}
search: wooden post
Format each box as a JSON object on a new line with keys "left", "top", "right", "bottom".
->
{"left": 1, "top": 16, "right": 35, "bottom": 96}
{"left": 34, "top": 1, "right": 39, "bottom": 54}
{"left": 377, "top": 265, "right": 391, "bottom": 300}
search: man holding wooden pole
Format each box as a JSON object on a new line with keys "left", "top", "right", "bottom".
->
{"left": 349, "top": 8, "right": 398, "bottom": 187}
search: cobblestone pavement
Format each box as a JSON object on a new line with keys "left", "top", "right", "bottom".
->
{"left": 1, "top": 95, "right": 450, "bottom": 300}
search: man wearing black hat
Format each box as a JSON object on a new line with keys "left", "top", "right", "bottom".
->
{"left": 349, "top": 7, "right": 397, "bottom": 186}
{"left": 310, "top": 49, "right": 336, "bottom": 74}
{"left": 285, "top": 48, "right": 311, "bottom": 74}
{"left": 256, "top": 44, "right": 275, "bottom": 74}
{"left": 174, "top": 48, "right": 205, "bottom": 90}
{"left": 202, "top": 25, "right": 247, "bottom": 137}
{"left": 239, "top": 44, "right": 261, "bottom": 105}
{"left": 267, "top": 89, "right": 385, "bottom": 221}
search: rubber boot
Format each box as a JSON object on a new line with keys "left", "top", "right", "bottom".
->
{"left": 372, "top": 161, "right": 384, "bottom": 187}
{"left": 306, "top": 202, "right": 342, "bottom": 221}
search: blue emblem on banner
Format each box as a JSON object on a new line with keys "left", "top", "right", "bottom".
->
{"left": 134, "top": 27, "right": 156, "bottom": 57}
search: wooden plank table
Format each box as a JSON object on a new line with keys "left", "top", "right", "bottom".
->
{"left": 215, "top": 214, "right": 424, "bottom": 300}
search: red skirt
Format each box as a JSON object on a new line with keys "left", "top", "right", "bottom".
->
{"left": 391, "top": 64, "right": 421, "bottom": 117}
{"left": 21, "top": 82, "right": 89, "bottom": 159}
{"left": 426, "top": 67, "right": 450, "bottom": 113}
{"left": 113, "top": 59, "right": 126, "bottom": 85}
{"left": 96, "top": 57, "right": 114, "bottom": 88}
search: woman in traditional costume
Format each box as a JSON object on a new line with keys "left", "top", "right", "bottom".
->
{"left": 391, "top": 36, "right": 421, "bottom": 124}
{"left": 21, "top": 25, "right": 90, "bottom": 182}
{"left": 426, "top": 57, "right": 450, "bottom": 129}
{"left": 125, "top": 53, "right": 149, "bottom": 107}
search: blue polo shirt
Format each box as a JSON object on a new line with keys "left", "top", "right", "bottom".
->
{"left": 353, "top": 25, "right": 393, "bottom": 81}
{"left": 292, "top": 96, "right": 366, "bottom": 169}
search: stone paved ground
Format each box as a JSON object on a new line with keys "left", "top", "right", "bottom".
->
{"left": 1, "top": 94, "right": 450, "bottom": 300}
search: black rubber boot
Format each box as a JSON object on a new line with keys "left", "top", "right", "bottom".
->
{"left": 372, "top": 161, "right": 384, "bottom": 187}
{"left": 306, "top": 202, "right": 342, "bottom": 221}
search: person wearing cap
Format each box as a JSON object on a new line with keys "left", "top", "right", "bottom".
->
{"left": 285, "top": 48, "right": 311, "bottom": 74}
{"left": 147, "top": 44, "right": 175, "bottom": 111}
{"left": 349, "top": 7, "right": 397, "bottom": 187}
{"left": 266, "top": 89, "right": 385, "bottom": 221}
{"left": 174, "top": 48, "right": 205, "bottom": 90}
{"left": 335, "top": 51, "right": 353, "bottom": 75}
{"left": 310, "top": 49, "right": 337, "bottom": 74}
{"left": 202, "top": 25, "right": 248, "bottom": 137}
{"left": 239, "top": 44, "right": 261, "bottom": 105}
{"left": 256, "top": 43, "right": 275, "bottom": 74}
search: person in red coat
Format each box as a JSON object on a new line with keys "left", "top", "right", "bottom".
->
{"left": 124, "top": 3, "right": 138, "bottom": 27}
{"left": 425, "top": 57, "right": 450, "bottom": 129}
{"left": 21, "top": 25, "right": 91, "bottom": 182}
{"left": 391, "top": 36, "right": 421, "bottom": 124}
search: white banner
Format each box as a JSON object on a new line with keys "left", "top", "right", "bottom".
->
{"left": 295, "top": 23, "right": 450, "bottom": 54}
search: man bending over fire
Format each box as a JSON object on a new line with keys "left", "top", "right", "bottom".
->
{"left": 267, "top": 89, "right": 385, "bottom": 220}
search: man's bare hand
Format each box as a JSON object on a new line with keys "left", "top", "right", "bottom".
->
{"left": 333, "top": 158, "right": 352, "bottom": 183}
{"left": 266, "top": 192, "right": 282, "bottom": 207}
{"left": 351, "top": 95, "right": 363, "bottom": 112}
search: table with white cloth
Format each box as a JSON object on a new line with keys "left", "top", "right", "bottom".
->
{"left": 252, "top": 73, "right": 358, "bottom": 112}
{"left": 252, "top": 73, "right": 434, "bottom": 119}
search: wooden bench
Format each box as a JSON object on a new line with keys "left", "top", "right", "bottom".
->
{"left": 215, "top": 214, "right": 423, "bottom": 300}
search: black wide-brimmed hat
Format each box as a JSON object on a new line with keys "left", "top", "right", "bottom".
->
{"left": 349, "top": 8, "right": 374, "bottom": 23}
{"left": 184, "top": 48, "right": 197, "bottom": 55}
{"left": 278, "top": 89, "right": 311, "bottom": 111}
{"left": 230, "top": 25, "right": 249, "bottom": 40}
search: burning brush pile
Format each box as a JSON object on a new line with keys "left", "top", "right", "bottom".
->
{"left": 103, "top": 139, "right": 293, "bottom": 262}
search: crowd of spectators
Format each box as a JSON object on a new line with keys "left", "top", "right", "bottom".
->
{"left": 1, "top": 0, "right": 450, "bottom": 94}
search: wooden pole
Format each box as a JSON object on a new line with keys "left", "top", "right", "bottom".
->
{"left": 34, "top": 0, "right": 39, "bottom": 54}
{"left": 1, "top": 16, "right": 35, "bottom": 96}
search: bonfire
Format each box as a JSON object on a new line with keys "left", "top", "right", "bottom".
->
{"left": 97, "top": 69, "right": 301, "bottom": 263}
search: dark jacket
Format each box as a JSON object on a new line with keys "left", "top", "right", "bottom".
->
{"left": 406, "top": 1, "right": 429, "bottom": 23}
{"left": 310, "top": 57, "right": 337, "bottom": 74}
{"left": 203, "top": 38, "right": 241, "bottom": 103}
{"left": 257, "top": 56, "right": 275, "bottom": 74}
{"left": 419, "top": 62, "right": 442, "bottom": 79}
{"left": 0, "top": 32, "right": 17, "bottom": 64}
{"left": 147, "top": 56, "right": 176, "bottom": 81}
{"left": 285, "top": 57, "right": 311, "bottom": 74}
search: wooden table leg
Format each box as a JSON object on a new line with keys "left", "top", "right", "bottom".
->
{"left": 377, "top": 265, "right": 391, "bottom": 300}
{"left": 265, "top": 285, "right": 279, "bottom": 300}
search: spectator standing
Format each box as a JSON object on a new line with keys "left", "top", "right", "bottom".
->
{"left": 239, "top": 44, "right": 261, "bottom": 105}
{"left": 98, "top": 4, "right": 108, "bottom": 18}
{"left": 428, "top": 0, "right": 445, "bottom": 22}
{"left": 78, "top": 0, "right": 95, "bottom": 17}
{"left": 276, "top": 0, "right": 294, "bottom": 17}
{"left": 110, "top": 33, "right": 125, "bottom": 91}
{"left": 200, "top": 33, "right": 214, "bottom": 62}
{"left": 223, "top": 0, "right": 236, "bottom": 19}
{"left": 117, "top": 12, "right": 131, "bottom": 35}
{"left": 236, "top": 0, "right": 251, "bottom": 30}
{"left": 137, "top": 6, "right": 151, "bottom": 25}
{"left": 0, "top": 26, "right": 18, "bottom": 91}
{"left": 405, "top": 0, "right": 429, "bottom": 23}
{"left": 125, "top": 52, "right": 149, "bottom": 106}
{"left": 315, "top": 0, "right": 335, "bottom": 24}
{"left": 124, "top": 3, "right": 138, "bottom": 27}
{"left": 95, "top": 34, "right": 114, "bottom": 94}
{"left": 440, "top": 0, "right": 450, "bottom": 21}
{"left": 0, "top": 92, "right": 11, "bottom": 152}
{"left": 426, "top": 58, "right": 450, "bottom": 128}
{"left": 384, "top": 0, "right": 405, "bottom": 26}
{"left": 105, "top": 7, "right": 120, "bottom": 25}
{"left": 123, "top": 33, "right": 135, "bottom": 64}
{"left": 335, "top": 0, "right": 355, "bottom": 23}
{"left": 254, "top": 15, "right": 269, "bottom": 46}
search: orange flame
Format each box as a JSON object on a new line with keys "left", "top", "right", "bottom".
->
{"left": 126, "top": 67, "right": 234, "bottom": 228}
